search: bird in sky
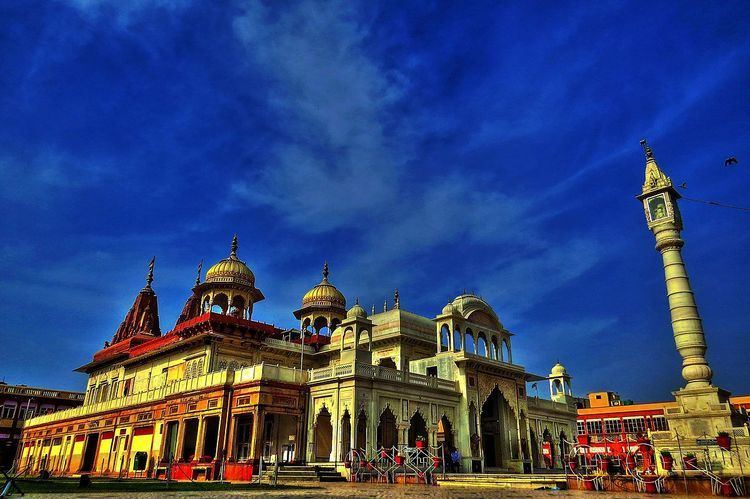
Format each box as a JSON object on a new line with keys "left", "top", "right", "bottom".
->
{"left": 724, "top": 157, "right": 739, "bottom": 167}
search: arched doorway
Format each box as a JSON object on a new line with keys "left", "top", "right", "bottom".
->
{"left": 407, "top": 411, "right": 428, "bottom": 447}
{"left": 340, "top": 410, "right": 351, "bottom": 461}
{"left": 314, "top": 407, "right": 333, "bottom": 461}
{"left": 437, "top": 415, "right": 454, "bottom": 451}
{"left": 356, "top": 410, "right": 367, "bottom": 450}
{"left": 480, "top": 386, "right": 517, "bottom": 469}
{"left": 377, "top": 407, "right": 397, "bottom": 449}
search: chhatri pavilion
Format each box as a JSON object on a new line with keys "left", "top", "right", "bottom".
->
{"left": 17, "top": 237, "right": 577, "bottom": 480}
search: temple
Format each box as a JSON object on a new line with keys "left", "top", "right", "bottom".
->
{"left": 17, "top": 237, "right": 577, "bottom": 480}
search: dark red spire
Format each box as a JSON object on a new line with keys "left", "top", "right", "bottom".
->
{"left": 112, "top": 258, "right": 161, "bottom": 344}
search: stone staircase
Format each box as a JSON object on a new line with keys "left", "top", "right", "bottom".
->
{"left": 438, "top": 473, "right": 569, "bottom": 489}
{"left": 260, "top": 464, "right": 346, "bottom": 483}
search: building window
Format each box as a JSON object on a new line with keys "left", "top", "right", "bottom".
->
{"left": 604, "top": 419, "right": 622, "bottom": 435}
{"left": 576, "top": 421, "right": 585, "bottom": 435}
{"left": 651, "top": 416, "right": 669, "bottom": 431}
{"left": 2, "top": 403, "right": 16, "bottom": 419}
{"left": 623, "top": 417, "right": 646, "bottom": 434}
{"left": 586, "top": 419, "right": 602, "bottom": 435}
{"left": 426, "top": 366, "right": 438, "bottom": 378}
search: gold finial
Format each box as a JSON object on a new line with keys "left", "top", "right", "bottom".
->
{"left": 195, "top": 259, "right": 203, "bottom": 286}
{"left": 230, "top": 234, "right": 238, "bottom": 258}
{"left": 394, "top": 288, "right": 400, "bottom": 309}
{"left": 383, "top": 300, "right": 388, "bottom": 312}
{"left": 640, "top": 139, "right": 654, "bottom": 160}
{"left": 322, "top": 261, "right": 329, "bottom": 282}
{"left": 146, "top": 256, "right": 155, "bottom": 288}
{"left": 371, "top": 304, "right": 375, "bottom": 315}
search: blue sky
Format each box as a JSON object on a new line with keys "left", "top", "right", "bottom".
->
{"left": 1, "top": 0, "right": 748, "bottom": 401}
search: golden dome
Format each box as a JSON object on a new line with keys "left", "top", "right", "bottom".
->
{"left": 302, "top": 262, "right": 346, "bottom": 309}
{"left": 441, "top": 302, "right": 455, "bottom": 315}
{"left": 205, "top": 235, "right": 255, "bottom": 287}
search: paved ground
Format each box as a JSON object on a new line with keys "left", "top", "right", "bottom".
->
{"left": 20, "top": 481, "right": 716, "bottom": 498}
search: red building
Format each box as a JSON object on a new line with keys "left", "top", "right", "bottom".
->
{"left": 576, "top": 391, "right": 750, "bottom": 455}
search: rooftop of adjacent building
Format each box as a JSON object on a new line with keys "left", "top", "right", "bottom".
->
{"left": 0, "top": 382, "right": 85, "bottom": 401}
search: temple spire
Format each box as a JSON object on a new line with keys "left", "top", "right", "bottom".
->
{"left": 394, "top": 288, "right": 400, "bottom": 309}
{"left": 230, "top": 234, "right": 238, "bottom": 259}
{"left": 145, "top": 257, "right": 155, "bottom": 289}
{"left": 322, "top": 261, "right": 330, "bottom": 282}
{"left": 640, "top": 138, "right": 672, "bottom": 193}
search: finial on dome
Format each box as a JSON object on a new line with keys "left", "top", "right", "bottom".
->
{"left": 394, "top": 289, "right": 400, "bottom": 309}
{"left": 355, "top": 297, "right": 360, "bottom": 305}
{"left": 371, "top": 304, "right": 375, "bottom": 315}
{"left": 230, "top": 234, "right": 238, "bottom": 258}
{"left": 322, "top": 261, "right": 329, "bottom": 282}
{"left": 195, "top": 259, "right": 203, "bottom": 286}
{"left": 145, "top": 256, "right": 155, "bottom": 289}
{"left": 640, "top": 139, "right": 654, "bottom": 160}
{"left": 383, "top": 300, "right": 388, "bottom": 312}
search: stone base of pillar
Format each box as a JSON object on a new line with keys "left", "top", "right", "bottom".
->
{"left": 667, "top": 386, "right": 741, "bottom": 438}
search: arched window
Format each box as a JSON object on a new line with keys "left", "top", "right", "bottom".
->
{"left": 491, "top": 337, "right": 499, "bottom": 361}
{"left": 477, "top": 332, "right": 488, "bottom": 357}
{"left": 464, "top": 328, "right": 475, "bottom": 355}
{"left": 341, "top": 328, "right": 353, "bottom": 350}
{"left": 440, "top": 325, "right": 450, "bottom": 352}
{"left": 502, "top": 338, "right": 511, "bottom": 363}
{"left": 314, "top": 316, "right": 329, "bottom": 336}
{"left": 211, "top": 293, "right": 228, "bottom": 314}
{"left": 453, "top": 326, "right": 462, "bottom": 351}
{"left": 230, "top": 295, "right": 245, "bottom": 318}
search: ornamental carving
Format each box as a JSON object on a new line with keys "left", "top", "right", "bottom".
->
{"left": 477, "top": 376, "right": 519, "bottom": 414}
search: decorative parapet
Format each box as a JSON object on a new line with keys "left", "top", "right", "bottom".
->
{"left": 263, "top": 337, "right": 314, "bottom": 354}
{"left": 23, "top": 363, "right": 306, "bottom": 429}
{"left": 308, "top": 361, "right": 458, "bottom": 392}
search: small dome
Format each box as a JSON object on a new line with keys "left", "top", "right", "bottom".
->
{"left": 347, "top": 300, "right": 367, "bottom": 319}
{"left": 451, "top": 293, "right": 502, "bottom": 329}
{"left": 551, "top": 362, "right": 568, "bottom": 376}
{"left": 441, "top": 302, "right": 455, "bottom": 315}
{"left": 302, "top": 262, "right": 346, "bottom": 310}
{"left": 205, "top": 236, "right": 255, "bottom": 287}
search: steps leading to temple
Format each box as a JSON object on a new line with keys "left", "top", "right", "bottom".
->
{"left": 260, "top": 464, "right": 346, "bottom": 483}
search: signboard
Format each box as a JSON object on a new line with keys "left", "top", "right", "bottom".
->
{"left": 696, "top": 438, "right": 716, "bottom": 446}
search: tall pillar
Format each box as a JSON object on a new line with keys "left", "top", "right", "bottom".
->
{"left": 637, "top": 140, "right": 740, "bottom": 439}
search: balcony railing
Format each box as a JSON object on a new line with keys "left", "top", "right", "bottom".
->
{"left": 308, "top": 361, "right": 458, "bottom": 392}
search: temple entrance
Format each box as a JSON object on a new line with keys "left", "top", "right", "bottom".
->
{"left": 407, "top": 411, "right": 427, "bottom": 447}
{"left": 481, "top": 386, "right": 517, "bottom": 469}
{"left": 377, "top": 407, "right": 397, "bottom": 449}
{"left": 437, "top": 415, "right": 454, "bottom": 451}
{"left": 314, "top": 407, "right": 333, "bottom": 461}
{"left": 356, "top": 410, "right": 367, "bottom": 450}
{"left": 340, "top": 410, "right": 351, "bottom": 461}
{"left": 80, "top": 434, "right": 99, "bottom": 472}
{"left": 233, "top": 414, "right": 253, "bottom": 461}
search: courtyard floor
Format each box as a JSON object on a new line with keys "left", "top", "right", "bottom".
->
{"left": 12, "top": 480, "right": 718, "bottom": 498}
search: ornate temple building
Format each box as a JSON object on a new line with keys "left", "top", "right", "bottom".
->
{"left": 17, "top": 236, "right": 576, "bottom": 479}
